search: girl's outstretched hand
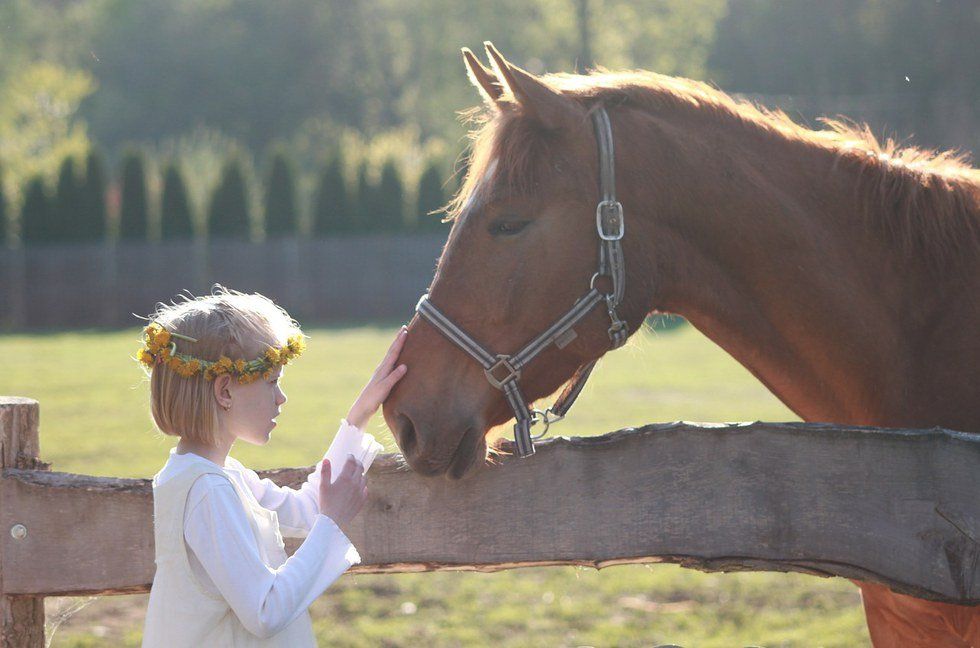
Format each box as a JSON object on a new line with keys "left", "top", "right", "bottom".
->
{"left": 346, "top": 327, "right": 408, "bottom": 429}
{"left": 318, "top": 456, "right": 367, "bottom": 525}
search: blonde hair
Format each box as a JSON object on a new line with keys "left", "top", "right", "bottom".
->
{"left": 142, "top": 286, "right": 303, "bottom": 446}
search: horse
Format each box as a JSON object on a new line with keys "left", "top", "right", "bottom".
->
{"left": 381, "top": 43, "right": 980, "bottom": 646}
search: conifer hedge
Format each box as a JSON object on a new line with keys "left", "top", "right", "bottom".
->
{"left": 119, "top": 149, "right": 149, "bottom": 241}
{"left": 312, "top": 157, "right": 350, "bottom": 236}
{"left": 20, "top": 176, "right": 51, "bottom": 244}
{"left": 207, "top": 155, "right": 250, "bottom": 240}
{"left": 81, "top": 149, "right": 107, "bottom": 242}
{"left": 416, "top": 160, "right": 447, "bottom": 232}
{"left": 53, "top": 157, "right": 81, "bottom": 242}
{"left": 160, "top": 162, "right": 194, "bottom": 240}
{"left": 264, "top": 149, "right": 298, "bottom": 237}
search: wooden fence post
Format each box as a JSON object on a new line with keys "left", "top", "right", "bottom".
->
{"left": 0, "top": 397, "right": 48, "bottom": 648}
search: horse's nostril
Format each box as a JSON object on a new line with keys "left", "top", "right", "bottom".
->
{"left": 395, "top": 413, "right": 417, "bottom": 456}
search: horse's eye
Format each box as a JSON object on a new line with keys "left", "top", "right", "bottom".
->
{"left": 488, "top": 219, "right": 530, "bottom": 236}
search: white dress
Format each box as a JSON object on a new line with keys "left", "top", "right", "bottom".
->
{"left": 142, "top": 421, "right": 367, "bottom": 647}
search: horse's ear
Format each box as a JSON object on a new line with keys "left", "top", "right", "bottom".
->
{"left": 483, "top": 41, "right": 583, "bottom": 131}
{"left": 462, "top": 47, "right": 504, "bottom": 108}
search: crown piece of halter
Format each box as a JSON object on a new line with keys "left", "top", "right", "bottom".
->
{"left": 415, "top": 105, "right": 628, "bottom": 457}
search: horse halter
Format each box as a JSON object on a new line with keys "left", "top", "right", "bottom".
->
{"left": 415, "top": 106, "right": 628, "bottom": 457}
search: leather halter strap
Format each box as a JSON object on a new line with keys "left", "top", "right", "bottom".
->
{"left": 415, "top": 106, "right": 628, "bottom": 457}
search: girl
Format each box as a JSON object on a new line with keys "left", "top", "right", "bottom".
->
{"left": 139, "top": 287, "right": 407, "bottom": 647}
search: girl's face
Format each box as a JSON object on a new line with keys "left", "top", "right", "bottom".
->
{"left": 222, "top": 366, "right": 288, "bottom": 446}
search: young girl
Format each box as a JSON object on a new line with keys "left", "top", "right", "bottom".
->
{"left": 139, "top": 287, "right": 407, "bottom": 647}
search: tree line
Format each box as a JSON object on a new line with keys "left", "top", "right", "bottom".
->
{"left": 1, "top": 149, "right": 452, "bottom": 247}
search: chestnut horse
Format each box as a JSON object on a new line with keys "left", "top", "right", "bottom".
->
{"left": 382, "top": 44, "right": 980, "bottom": 646}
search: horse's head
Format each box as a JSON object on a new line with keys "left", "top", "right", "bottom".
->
{"left": 383, "top": 44, "right": 651, "bottom": 478}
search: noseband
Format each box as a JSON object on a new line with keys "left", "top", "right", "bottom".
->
{"left": 415, "top": 106, "right": 628, "bottom": 457}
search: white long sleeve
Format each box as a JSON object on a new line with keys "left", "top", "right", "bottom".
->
{"left": 230, "top": 419, "right": 366, "bottom": 538}
{"left": 176, "top": 419, "right": 372, "bottom": 639}
{"left": 183, "top": 483, "right": 359, "bottom": 638}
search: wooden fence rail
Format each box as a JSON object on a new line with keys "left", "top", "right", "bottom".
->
{"left": 1, "top": 396, "right": 979, "bottom": 646}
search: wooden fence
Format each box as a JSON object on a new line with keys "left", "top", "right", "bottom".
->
{"left": 1, "top": 396, "right": 978, "bottom": 646}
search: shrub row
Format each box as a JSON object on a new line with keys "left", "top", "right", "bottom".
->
{"left": 5, "top": 148, "right": 453, "bottom": 245}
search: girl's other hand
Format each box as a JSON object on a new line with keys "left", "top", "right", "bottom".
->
{"left": 346, "top": 327, "right": 408, "bottom": 429}
{"left": 318, "top": 457, "right": 367, "bottom": 525}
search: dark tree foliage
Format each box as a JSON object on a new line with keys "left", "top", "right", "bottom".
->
{"left": 207, "top": 156, "right": 251, "bottom": 240}
{"left": 53, "top": 156, "right": 81, "bottom": 242}
{"left": 160, "top": 162, "right": 194, "bottom": 240}
{"left": 0, "top": 167, "right": 7, "bottom": 246}
{"left": 375, "top": 159, "right": 404, "bottom": 232}
{"left": 20, "top": 176, "right": 51, "bottom": 245}
{"left": 312, "top": 158, "right": 350, "bottom": 237}
{"left": 354, "top": 161, "right": 373, "bottom": 233}
{"left": 415, "top": 161, "right": 447, "bottom": 232}
{"left": 264, "top": 149, "right": 299, "bottom": 237}
{"left": 119, "top": 149, "right": 149, "bottom": 241}
{"left": 81, "top": 149, "right": 108, "bottom": 241}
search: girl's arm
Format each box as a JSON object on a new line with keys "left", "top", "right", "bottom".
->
{"left": 184, "top": 476, "right": 360, "bottom": 639}
{"left": 236, "top": 419, "right": 366, "bottom": 537}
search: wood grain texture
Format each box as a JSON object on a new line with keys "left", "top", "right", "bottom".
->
{"left": 0, "top": 397, "right": 46, "bottom": 648}
{"left": 1, "top": 421, "right": 977, "bottom": 604}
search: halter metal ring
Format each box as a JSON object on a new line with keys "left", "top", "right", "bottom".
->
{"left": 529, "top": 408, "right": 564, "bottom": 440}
{"left": 590, "top": 272, "right": 616, "bottom": 297}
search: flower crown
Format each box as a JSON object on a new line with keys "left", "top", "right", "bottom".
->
{"left": 137, "top": 322, "right": 305, "bottom": 384}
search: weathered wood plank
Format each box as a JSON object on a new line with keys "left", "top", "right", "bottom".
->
{"left": 1, "top": 421, "right": 978, "bottom": 603}
{"left": 0, "top": 397, "right": 46, "bottom": 648}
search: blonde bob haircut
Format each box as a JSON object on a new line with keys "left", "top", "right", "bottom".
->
{"left": 142, "top": 286, "right": 303, "bottom": 446}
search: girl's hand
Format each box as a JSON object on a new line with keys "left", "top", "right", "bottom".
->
{"left": 346, "top": 327, "right": 408, "bottom": 429}
{"left": 319, "top": 456, "right": 367, "bottom": 525}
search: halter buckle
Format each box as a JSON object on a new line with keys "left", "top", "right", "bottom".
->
{"left": 596, "top": 200, "right": 624, "bottom": 241}
{"left": 485, "top": 355, "right": 521, "bottom": 389}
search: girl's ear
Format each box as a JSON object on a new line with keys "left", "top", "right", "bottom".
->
{"left": 213, "top": 374, "right": 233, "bottom": 411}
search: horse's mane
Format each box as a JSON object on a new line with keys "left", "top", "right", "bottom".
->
{"left": 450, "top": 69, "right": 980, "bottom": 267}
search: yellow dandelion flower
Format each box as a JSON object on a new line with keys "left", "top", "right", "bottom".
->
{"left": 234, "top": 359, "right": 246, "bottom": 373}
{"left": 264, "top": 347, "right": 281, "bottom": 364}
{"left": 217, "top": 356, "right": 234, "bottom": 371}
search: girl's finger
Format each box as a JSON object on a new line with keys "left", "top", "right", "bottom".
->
{"left": 381, "top": 364, "right": 408, "bottom": 390}
{"left": 379, "top": 328, "right": 408, "bottom": 370}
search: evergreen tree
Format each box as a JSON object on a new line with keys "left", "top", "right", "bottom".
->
{"left": 81, "top": 149, "right": 108, "bottom": 241}
{"left": 376, "top": 159, "right": 404, "bottom": 232}
{"left": 312, "top": 158, "right": 349, "bottom": 237}
{"left": 20, "top": 176, "right": 51, "bottom": 245}
{"left": 0, "top": 167, "right": 7, "bottom": 246}
{"left": 207, "top": 155, "right": 251, "bottom": 240}
{"left": 355, "top": 161, "right": 373, "bottom": 232}
{"left": 160, "top": 162, "right": 194, "bottom": 240}
{"left": 263, "top": 149, "right": 298, "bottom": 237}
{"left": 53, "top": 156, "right": 81, "bottom": 242}
{"left": 415, "top": 161, "right": 447, "bottom": 232}
{"left": 119, "top": 149, "right": 149, "bottom": 241}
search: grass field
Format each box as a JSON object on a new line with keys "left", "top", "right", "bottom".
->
{"left": 0, "top": 323, "right": 870, "bottom": 647}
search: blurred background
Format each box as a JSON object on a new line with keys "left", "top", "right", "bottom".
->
{"left": 1, "top": 0, "right": 978, "bottom": 330}
{"left": 1, "top": 1, "right": 978, "bottom": 646}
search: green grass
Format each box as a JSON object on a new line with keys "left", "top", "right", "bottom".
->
{"left": 0, "top": 324, "right": 870, "bottom": 647}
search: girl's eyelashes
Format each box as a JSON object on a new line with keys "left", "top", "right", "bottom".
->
{"left": 487, "top": 218, "right": 530, "bottom": 236}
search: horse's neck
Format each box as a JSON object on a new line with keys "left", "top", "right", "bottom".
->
{"left": 629, "top": 117, "right": 933, "bottom": 426}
